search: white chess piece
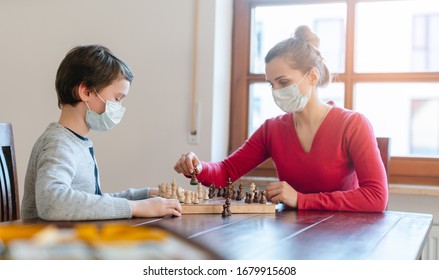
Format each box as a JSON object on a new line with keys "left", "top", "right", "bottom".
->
{"left": 177, "top": 186, "right": 185, "bottom": 203}
{"left": 159, "top": 183, "right": 166, "bottom": 198}
{"left": 184, "top": 190, "right": 192, "bottom": 204}
{"left": 165, "top": 183, "right": 171, "bottom": 199}
{"left": 249, "top": 182, "right": 256, "bottom": 200}
{"left": 170, "top": 180, "right": 178, "bottom": 199}
{"left": 193, "top": 192, "right": 199, "bottom": 204}
{"left": 197, "top": 183, "right": 203, "bottom": 200}
{"left": 204, "top": 188, "right": 209, "bottom": 200}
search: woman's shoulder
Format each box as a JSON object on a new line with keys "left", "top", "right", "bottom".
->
{"left": 330, "top": 103, "right": 368, "bottom": 123}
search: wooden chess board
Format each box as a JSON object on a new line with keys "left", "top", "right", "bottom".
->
{"left": 181, "top": 197, "right": 276, "bottom": 214}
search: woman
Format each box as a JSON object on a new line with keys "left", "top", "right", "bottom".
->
{"left": 174, "top": 26, "right": 387, "bottom": 212}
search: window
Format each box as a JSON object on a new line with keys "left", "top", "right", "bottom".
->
{"left": 230, "top": 0, "right": 439, "bottom": 185}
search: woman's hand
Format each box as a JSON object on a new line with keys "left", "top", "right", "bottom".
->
{"left": 174, "top": 151, "right": 202, "bottom": 176}
{"left": 129, "top": 197, "right": 182, "bottom": 217}
{"left": 264, "top": 181, "right": 298, "bottom": 208}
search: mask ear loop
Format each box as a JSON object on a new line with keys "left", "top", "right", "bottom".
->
{"left": 93, "top": 88, "right": 107, "bottom": 103}
{"left": 85, "top": 101, "right": 92, "bottom": 111}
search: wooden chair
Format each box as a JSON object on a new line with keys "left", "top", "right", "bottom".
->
{"left": 376, "top": 137, "right": 390, "bottom": 178}
{"left": 0, "top": 122, "right": 20, "bottom": 221}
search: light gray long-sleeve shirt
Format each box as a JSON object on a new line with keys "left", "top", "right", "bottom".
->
{"left": 21, "top": 122, "right": 151, "bottom": 220}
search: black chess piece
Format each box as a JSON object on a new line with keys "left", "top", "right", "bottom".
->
{"left": 217, "top": 187, "right": 223, "bottom": 197}
{"left": 238, "top": 184, "right": 245, "bottom": 200}
{"left": 236, "top": 189, "right": 241, "bottom": 201}
{"left": 253, "top": 190, "right": 260, "bottom": 203}
{"left": 245, "top": 191, "right": 250, "bottom": 203}
{"left": 221, "top": 204, "right": 228, "bottom": 217}
{"left": 259, "top": 190, "right": 267, "bottom": 204}
{"left": 209, "top": 185, "right": 215, "bottom": 199}
{"left": 225, "top": 197, "right": 232, "bottom": 216}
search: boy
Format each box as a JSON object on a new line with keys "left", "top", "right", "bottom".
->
{"left": 21, "top": 45, "right": 182, "bottom": 220}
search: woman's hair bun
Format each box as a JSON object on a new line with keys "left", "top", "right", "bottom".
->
{"left": 294, "top": 25, "right": 320, "bottom": 49}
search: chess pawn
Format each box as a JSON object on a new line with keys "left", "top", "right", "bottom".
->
{"left": 197, "top": 183, "right": 203, "bottom": 200}
{"left": 236, "top": 189, "right": 241, "bottom": 201}
{"left": 170, "top": 181, "right": 178, "bottom": 199}
{"left": 225, "top": 197, "right": 231, "bottom": 216}
{"left": 244, "top": 191, "right": 250, "bottom": 203}
{"left": 184, "top": 190, "right": 192, "bottom": 204}
{"left": 204, "top": 188, "right": 210, "bottom": 200}
{"left": 177, "top": 186, "right": 185, "bottom": 203}
{"left": 223, "top": 186, "right": 228, "bottom": 198}
{"left": 217, "top": 187, "right": 222, "bottom": 197}
{"left": 221, "top": 204, "right": 228, "bottom": 217}
{"left": 165, "top": 183, "right": 171, "bottom": 199}
{"left": 253, "top": 190, "right": 260, "bottom": 203}
{"left": 208, "top": 186, "right": 215, "bottom": 199}
{"left": 249, "top": 183, "right": 256, "bottom": 200}
{"left": 238, "top": 184, "right": 245, "bottom": 200}
{"left": 159, "top": 183, "right": 166, "bottom": 198}
{"left": 259, "top": 190, "right": 267, "bottom": 204}
{"left": 193, "top": 192, "right": 199, "bottom": 204}
{"left": 231, "top": 187, "right": 237, "bottom": 200}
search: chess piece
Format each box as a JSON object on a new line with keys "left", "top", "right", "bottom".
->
{"left": 221, "top": 204, "right": 228, "bottom": 217}
{"left": 253, "top": 189, "right": 260, "bottom": 203}
{"left": 236, "top": 189, "right": 241, "bottom": 201}
{"left": 223, "top": 185, "right": 228, "bottom": 198}
{"left": 209, "top": 184, "right": 215, "bottom": 199}
{"left": 217, "top": 187, "right": 222, "bottom": 197}
{"left": 170, "top": 179, "right": 178, "bottom": 199}
{"left": 197, "top": 183, "right": 203, "bottom": 200}
{"left": 244, "top": 191, "right": 250, "bottom": 203}
{"left": 231, "top": 187, "right": 237, "bottom": 200}
{"left": 193, "top": 192, "right": 199, "bottom": 204}
{"left": 238, "top": 184, "right": 245, "bottom": 201}
{"left": 225, "top": 197, "right": 231, "bottom": 216}
{"left": 249, "top": 183, "right": 256, "bottom": 200}
{"left": 159, "top": 183, "right": 167, "bottom": 198}
{"left": 177, "top": 186, "right": 185, "bottom": 203}
{"left": 204, "top": 188, "right": 210, "bottom": 200}
{"left": 184, "top": 190, "right": 192, "bottom": 204}
{"left": 190, "top": 166, "right": 199, "bottom": 185}
{"left": 259, "top": 190, "right": 267, "bottom": 204}
{"left": 226, "top": 181, "right": 234, "bottom": 199}
{"left": 165, "top": 183, "right": 171, "bottom": 199}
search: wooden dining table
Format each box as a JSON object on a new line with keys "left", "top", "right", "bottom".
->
{"left": 2, "top": 204, "right": 433, "bottom": 260}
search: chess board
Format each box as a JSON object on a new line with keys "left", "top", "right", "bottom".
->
{"left": 181, "top": 197, "right": 276, "bottom": 214}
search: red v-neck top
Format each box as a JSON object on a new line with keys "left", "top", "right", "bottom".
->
{"left": 197, "top": 104, "right": 388, "bottom": 212}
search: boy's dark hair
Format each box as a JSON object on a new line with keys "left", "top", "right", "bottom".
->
{"left": 55, "top": 45, "right": 134, "bottom": 108}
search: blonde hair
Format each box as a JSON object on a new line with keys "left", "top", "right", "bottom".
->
{"left": 265, "top": 25, "right": 331, "bottom": 87}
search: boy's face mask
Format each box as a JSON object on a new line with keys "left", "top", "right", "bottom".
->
{"left": 85, "top": 90, "right": 126, "bottom": 132}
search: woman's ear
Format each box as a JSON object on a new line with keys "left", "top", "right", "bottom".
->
{"left": 308, "top": 67, "right": 320, "bottom": 86}
{"left": 77, "top": 82, "right": 93, "bottom": 102}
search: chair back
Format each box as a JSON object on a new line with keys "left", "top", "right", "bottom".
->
{"left": 0, "top": 122, "right": 20, "bottom": 221}
{"left": 376, "top": 137, "right": 390, "bottom": 178}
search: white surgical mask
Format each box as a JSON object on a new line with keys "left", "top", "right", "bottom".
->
{"left": 85, "top": 90, "right": 126, "bottom": 132}
{"left": 272, "top": 72, "right": 311, "bottom": 113}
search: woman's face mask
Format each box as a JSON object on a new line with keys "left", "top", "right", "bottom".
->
{"left": 85, "top": 90, "right": 126, "bottom": 132}
{"left": 271, "top": 72, "right": 310, "bottom": 113}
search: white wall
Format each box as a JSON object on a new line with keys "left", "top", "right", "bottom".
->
{"left": 0, "top": 0, "right": 232, "bottom": 200}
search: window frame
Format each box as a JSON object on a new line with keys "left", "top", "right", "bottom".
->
{"left": 229, "top": 0, "right": 439, "bottom": 186}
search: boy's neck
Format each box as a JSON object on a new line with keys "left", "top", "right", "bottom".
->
{"left": 58, "top": 103, "right": 90, "bottom": 137}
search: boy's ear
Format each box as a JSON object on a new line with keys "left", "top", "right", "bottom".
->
{"left": 77, "top": 82, "right": 93, "bottom": 102}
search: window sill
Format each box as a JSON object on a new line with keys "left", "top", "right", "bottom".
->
{"left": 238, "top": 176, "right": 439, "bottom": 197}
{"left": 389, "top": 184, "right": 439, "bottom": 197}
